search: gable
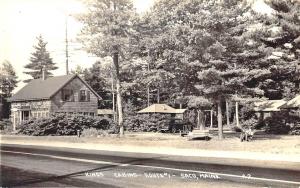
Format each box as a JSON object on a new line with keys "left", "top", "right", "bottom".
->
{"left": 52, "top": 76, "right": 101, "bottom": 100}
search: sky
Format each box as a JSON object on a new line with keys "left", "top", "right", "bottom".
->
{"left": 0, "top": 0, "right": 154, "bottom": 93}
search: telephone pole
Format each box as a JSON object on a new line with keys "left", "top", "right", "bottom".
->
{"left": 65, "top": 17, "right": 69, "bottom": 75}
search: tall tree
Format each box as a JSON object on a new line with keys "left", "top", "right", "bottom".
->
{"left": 0, "top": 60, "right": 18, "bottom": 119}
{"left": 24, "top": 35, "right": 57, "bottom": 82}
{"left": 83, "top": 61, "right": 111, "bottom": 109}
{"left": 78, "top": 0, "right": 137, "bottom": 136}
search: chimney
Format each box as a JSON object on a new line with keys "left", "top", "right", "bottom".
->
{"left": 42, "top": 65, "right": 46, "bottom": 80}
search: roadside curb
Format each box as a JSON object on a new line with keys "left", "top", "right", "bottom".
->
{"left": 1, "top": 139, "right": 300, "bottom": 163}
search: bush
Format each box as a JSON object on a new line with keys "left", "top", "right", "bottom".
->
{"left": 18, "top": 114, "right": 117, "bottom": 136}
{"left": 0, "top": 119, "right": 12, "bottom": 130}
{"left": 264, "top": 114, "right": 291, "bottom": 134}
{"left": 241, "top": 117, "right": 259, "bottom": 129}
{"left": 289, "top": 124, "right": 300, "bottom": 135}
{"left": 123, "top": 114, "right": 171, "bottom": 132}
{"left": 0, "top": 119, "right": 13, "bottom": 134}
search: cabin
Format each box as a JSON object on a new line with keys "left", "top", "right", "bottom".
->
{"left": 253, "top": 100, "right": 286, "bottom": 120}
{"left": 279, "top": 95, "right": 300, "bottom": 116}
{"left": 137, "top": 103, "right": 187, "bottom": 120}
{"left": 9, "top": 74, "right": 101, "bottom": 131}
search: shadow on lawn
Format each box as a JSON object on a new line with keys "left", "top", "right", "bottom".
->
{"left": 2, "top": 156, "right": 167, "bottom": 187}
{"left": 208, "top": 131, "right": 283, "bottom": 140}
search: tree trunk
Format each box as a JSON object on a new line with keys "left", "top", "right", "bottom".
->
{"left": 217, "top": 98, "right": 223, "bottom": 139}
{"left": 157, "top": 89, "right": 160, "bottom": 104}
{"left": 113, "top": 52, "right": 124, "bottom": 136}
{"left": 197, "top": 110, "right": 205, "bottom": 130}
{"left": 147, "top": 86, "right": 150, "bottom": 106}
{"left": 235, "top": 101, "right": 240, "bottom": 128}
{"left": 210, "top": 110, "right": 213, "bottom": 128}
{"left": 226, "top": 100, "right": 230, "bottom": 126}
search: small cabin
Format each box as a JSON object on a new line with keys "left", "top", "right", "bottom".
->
{"left": 9, "top": 74, "right": 101, "bottom": 130}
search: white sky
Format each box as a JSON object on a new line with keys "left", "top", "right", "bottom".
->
{"left": 0, "top": 0, "right": 154, "bottom": 93}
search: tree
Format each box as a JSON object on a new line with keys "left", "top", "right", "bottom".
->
{"left": 78, "top": 0, "right": 137, "bottom": 136}
{"left": 83, "top": 61, "right": 111, "bottom": 109}
{"left": 139, "top": 0, "right": 267, "bottom": 139}
{"left": 71, "top": 65, "right": 85, "bottom": 76}
{"left": 0, "top": 60, "right": 18, "bottom": 119}
{"left": 23, "top": 35, "right": 57, "bottom": 82}
{"left": 254, "top": 0, "right": 300, "bottom": 99}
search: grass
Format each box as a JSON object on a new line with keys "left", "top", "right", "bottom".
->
{"left": 1, "top": 131, "right": 300, "bottom": 155}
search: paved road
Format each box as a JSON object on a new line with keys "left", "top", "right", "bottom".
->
{"left": 1, "top": 144, "right": 300, "bottom": 187}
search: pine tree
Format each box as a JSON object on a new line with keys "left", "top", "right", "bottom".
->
{"left": 23, "top": 35, "right": 57, "bottom": 82}
{"left": 78, "top": 0, "right": 137, "bottom": 136}
{"left": 0, "top": 60, "right": 18, "bottom": 119}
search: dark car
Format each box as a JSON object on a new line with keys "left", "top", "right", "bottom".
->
{"left": 167, "top": 119, "right": 193, "bottom": 134}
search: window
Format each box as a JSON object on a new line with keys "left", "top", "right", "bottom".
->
{"left": 79, "top": 90, "right": 90, "bottom": 102}
{"left": 84, "top": 112, "right": 89, "bottom": 116}
{"left": 89, "top": 112, "right": 95, "bottom": 117}
{"left": 62, "top": 89, "right": 74, "bottom": 101}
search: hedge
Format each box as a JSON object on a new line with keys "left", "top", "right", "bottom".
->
{"left": 18, "top": 114, "right": 118, "bottom": 136}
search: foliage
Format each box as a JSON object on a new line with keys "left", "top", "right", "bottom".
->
{"left": 123, "top": 114, "right": 171, "bottom": 132}
{"left": 264, "top": 113, "right": 291, "bottom": 134}
{"left": 0, "top": 60, "right": 18, "bottom": 119}
{"left": 0, "top": 119, "right": 12, "bottom": 130}
{"left": 289, "top": 124, "right": 300, "bottom": 135}
{"left": 241, "top": 117, "right": 259, "bottom": 129}
{"left": 0, "top": 60, "right": 18, "bottom": 97}
{"left": 74, "top": 0, "right": 300, "bottom": 137}
{"left": 78, "top": 0, "right": 138, "bottom": 135}
{"left": 23, "top": 35, "right": 57, "bottom": 83}
{"left": 18, "top": 114, "right": 117, "bottom": 136}
{"left": 83, "top": 61, "right": 111, "bottom": 108}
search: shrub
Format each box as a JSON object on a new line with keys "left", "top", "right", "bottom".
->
{"left": 0, "top": 119, "right": 12, "bottom": 130}
{"left": 123, "top": 114, "right": 171, "bottom": 132}
{"left": 264, "top": 114, "right": 291, "bottom": 134}
{"left": 0, "top": 119, "right": 13, "bottom": 134}
{"left": 289, "top": 124, "right": 300, "bottom": 135}
{"left": 241, "top": 117, "right": 259, "bottom": 129}
{"left": 18, "top": 114, "right": 117, "bottom": 136}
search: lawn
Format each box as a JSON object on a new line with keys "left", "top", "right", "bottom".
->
{"left": 1, "top": 131, "right": 300, "bottom": 155}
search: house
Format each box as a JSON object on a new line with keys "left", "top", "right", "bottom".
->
{"left": 279, "top": 95, "right": 300, "bottom": 116}
{"left": 9, "top": 74, "right": 101, "bottom": 131}
{"left": 253, "top": 100, "right": 286, "bottom": 120}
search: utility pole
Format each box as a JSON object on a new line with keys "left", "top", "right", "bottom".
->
{"left": 65, "top": 17, "right": 69, "bottom": 75}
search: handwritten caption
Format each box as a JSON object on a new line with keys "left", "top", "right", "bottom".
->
{"left": 85, "top": 171, "right": 222, "bottom": 180}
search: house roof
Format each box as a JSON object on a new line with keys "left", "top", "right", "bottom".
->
{"left": 9, "top": 74, "right": 101, "bottom": 102}
{"left": 253, "top": 100, "right": 286, "bottom": 112}
{"left": 280, "top": 95, "right": 300, "bottom": 109}
{"left": 137, "top": 104, "right": 186, "bottom": 114}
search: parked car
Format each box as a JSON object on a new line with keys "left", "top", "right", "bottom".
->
{"left": 159, "top": 119, "right": 193, "bottom": 134}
